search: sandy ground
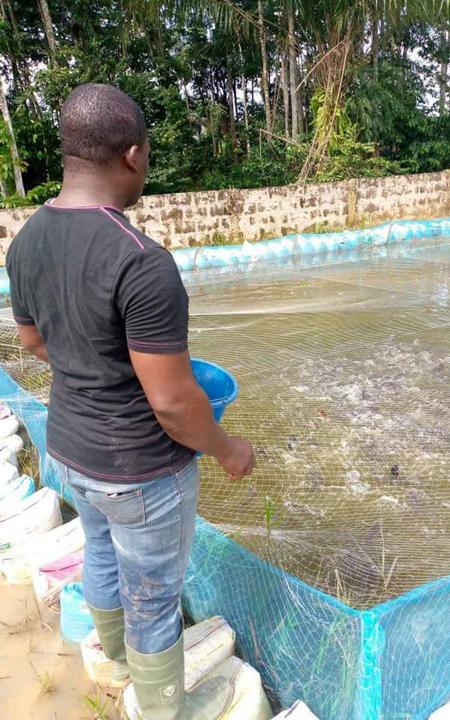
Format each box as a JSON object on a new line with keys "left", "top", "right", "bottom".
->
{"left": 0, "top": 579, "right": 122, "bottom": 720}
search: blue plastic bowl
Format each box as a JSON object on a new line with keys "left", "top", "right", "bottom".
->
{"left": 191, "top": 358, "right": 239, "bottom": 423}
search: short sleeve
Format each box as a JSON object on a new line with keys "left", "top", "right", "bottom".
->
{"left": 114, "top": 248, "right": 189, "bottom": 354}
{"left": 5, "top": 243, "right": 35, "bottom": 326}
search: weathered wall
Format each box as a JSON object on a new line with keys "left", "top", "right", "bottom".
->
{"left": 1, "top": 170, "right": 449, "bottom": 264}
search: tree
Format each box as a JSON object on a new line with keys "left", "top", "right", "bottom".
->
{"left": 37, "top": 0, "right": 57, "bottom": 59}
{"left": 0, "top": 77, "right": 25, "bottom": 196}
{"left": 257, "top": 0, "right": 271, "bottom": 131}
{"left": 2, "top": 0, "right": 450, "bottom": 203}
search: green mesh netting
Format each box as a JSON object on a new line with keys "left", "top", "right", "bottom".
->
{"left": 0, "top": 230, "right": 449, "bottom": 719}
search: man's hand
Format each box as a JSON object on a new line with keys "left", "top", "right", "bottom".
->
{"left": 130, "top": 350, "right": 255, "bottom": 477}
{"left": 216, "top": 436, "right": 256, "bottom": 480}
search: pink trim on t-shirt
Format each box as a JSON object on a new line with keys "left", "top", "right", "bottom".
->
{"left": 100, "top": 207, "right": 145, "bottom": 250}
{"left": 45, "top": 199, "right": 124, "bottom": 214}
{"left": 44, "top": 200, "right": 145, "bottom": 251}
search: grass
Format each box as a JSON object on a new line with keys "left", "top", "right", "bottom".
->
{"left": 83, "top": 692, "right": 113, "bottom": 720}
{"left": 264, "top": 496, "right": 275, "bottom": 540}
{"left": 18, "top": 444, "right": 40, "bottom": 483}
{"left": 29, "top": 660, "right": 56, "bottom": 695}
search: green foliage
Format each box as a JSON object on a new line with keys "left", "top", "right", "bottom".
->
{"left": 0, "top": 118, "right": 13, "bottom": 186}
{"left": 26, "top": 181, "right": 62, "bottom": 204}
{"left": 0, "top": 181, "right": 61, "bottom": 209}
{"left": 2, "top": 0, "right": 450, "bottom": 206}
{"left": 0, "top": 193, "right": 31, "bottom": 209}
{"left": 314, "top": 137, "right": 405, "bottom": 183}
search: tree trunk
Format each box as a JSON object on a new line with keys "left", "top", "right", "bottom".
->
{"left": 242, "top": 76, "right": 250, "bottom": 154}
{"left": 239, "top": 42, "right": 250, "bottom": 154}
{"left": 0, "top": 78, "right": 25, "bottom": 197}
{"left": 371, "top": 11, "right": 379, "bottom": 80}
{"left": 183, "top": 82, "right": 192, "bottom": 127}
{"left": 439, "top": 28, "right": 450, "bottom": 116}
{"left": 38, "top": 0, "right": 57, "bottom": 58}
{"left": 258, "top": 0, "right": 271, "bottom": 131}
{"left": 226, "top": 62, "right": 237, "bottom": 160}
{"left": 5, "top": 0, "right": 19, "bottom": 36}
{"left": 295, "top": 59, "right": 305, "bottom": 134}
{"left": 288, "top": 1, "right": 298, "bottom": 138}
{"left": 281, "top": 50, "right": 290, "bottom": 138}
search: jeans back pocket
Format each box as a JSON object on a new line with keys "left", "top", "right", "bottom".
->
{"left": 85, "top": 488, "right": 145, "bottom": 527}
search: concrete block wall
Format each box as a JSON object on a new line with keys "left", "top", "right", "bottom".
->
{"left": 0, "top": 170, "right": 449, "bottom": 264}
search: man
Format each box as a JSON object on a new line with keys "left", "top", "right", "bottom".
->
{"left": 6, "top": 83, "right": 255, "bottom": 719}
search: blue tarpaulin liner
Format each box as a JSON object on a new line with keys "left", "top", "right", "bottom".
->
{"left": 1, "top": 216, "right": 449, "bottom": 719}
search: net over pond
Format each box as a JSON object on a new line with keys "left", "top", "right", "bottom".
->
{"left": 0, "top": 226, "right": 449, "bottom": 719}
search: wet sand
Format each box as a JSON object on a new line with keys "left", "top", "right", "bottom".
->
{"left": 0, "top": 579, "right": 121, "bottom": 719}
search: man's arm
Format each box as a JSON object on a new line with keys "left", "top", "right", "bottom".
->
{"left": 16, "top": 324, "right": 49, "bottom": 363}
{"left": 130, "top": 349, "right": 255, "bottom": 480}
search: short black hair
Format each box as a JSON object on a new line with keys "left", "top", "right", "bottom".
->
{"left": 60, "top": 83, "right": 147, "bottom": 164}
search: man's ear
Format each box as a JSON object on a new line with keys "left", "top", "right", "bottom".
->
{"left": 124, "top": 145, "right": 140, "bottom": 172}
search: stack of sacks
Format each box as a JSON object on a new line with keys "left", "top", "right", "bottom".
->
{"left": 273, "top": 701, "right": 319, "bottom": 719}
{"left": 123, "top": 617, "right": 273, "bottom": 720}
{"left": 32, "top": 547, "right": 84, "bottom": 613}
{"left": 83, "top": 615, "right": 235, "bottom": 689}
{"left": 0, "top": 486, "right": 61, "bottom": 544}
{"left": 0, "top": 487, "right": 62, "bottom": 581}
{"left": 202, "top": 656, "right": 273, "bottom": 720}
{"left": 0, "top": 404, "right": 35, "bottom": 513}
{"left": 0, "top": 432, "right": 24, "bottom": 465}
{"left": 1, "top": 515, "right": 83, "bottom": 585}
{"left": 0, "top": 474, "right": 35, "bottom": 517}
{"left": 0, "top": 403, "right": 19, "bottom": 440}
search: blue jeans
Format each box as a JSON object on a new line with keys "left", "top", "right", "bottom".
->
{"left": 54, "top": 457, "right": 199, "bottom": 654}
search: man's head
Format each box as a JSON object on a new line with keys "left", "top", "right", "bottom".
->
{"left": 60, "top": 84, "right": 149, "bottom": 206}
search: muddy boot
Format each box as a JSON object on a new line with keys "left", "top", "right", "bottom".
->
{"left": 88, "top": 605, "right": 130, "bottom": 687}
{"left": 124, "top": 633, "right": 233, "bottom": 720}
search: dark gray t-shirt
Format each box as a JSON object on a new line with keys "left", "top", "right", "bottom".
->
{"left": 6, "top": 203, "right": 195, "bottom": 483}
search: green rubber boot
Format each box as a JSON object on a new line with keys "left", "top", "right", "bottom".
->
{"left": 88, "top": 605, "right": 130, "bottom": 687}
{"left": 125, "top": 634, "right": 233, "bottom": 720}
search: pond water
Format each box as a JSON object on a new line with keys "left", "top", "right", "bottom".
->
{"left": 0, "top": 237, "right": 448, "bottom": 608}
{"left": 187, "top": 237, "right": 450, "bottom": 608}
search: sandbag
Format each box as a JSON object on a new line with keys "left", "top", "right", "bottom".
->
{"left": 60, "top": 582, "right": 95, "bottom": 644}
{"left": 124, "top": 653, "right": 272, "bottom": 720}
{"left": 1, "top": 434, "right": 24, "bottom": 454}
{"left": 0, "top": 414, "right": 19, "bottom": 439}
{"left": 0, "top": 445, "right": 18, "bottom": 467}
{"left": 0, "top": 469, "right": 27, "bottom": 501}
{"left": 430, "top": 702, "right": 450, "bottom": 719}
{"left": 0, "top": 487, "right": 62, "bottom": 548}
{"left": 1, "top": 516, "right": 83, "bottom": 584}
{"left": 0, "top": 474, "right": 34, "bottom": 517}
{"left": 184, "top": 616, "right": 236, "bottom": 690}
{"left": 84, "top": 615, "right": 235, "bottom": 688}
{"left": 273, "top": 701, "right": 320, "bottom": 719}
{"left": 0, "top": 461, "right": 19, "bottom": 486}
{"left": 32, "top": 547, "right": 84, "bottom": 612}
{"left": 205, "top": 656, "right": 273, "bottom": 720}
{"left": 0, "top": 403, "right": 11, "bottom": 419}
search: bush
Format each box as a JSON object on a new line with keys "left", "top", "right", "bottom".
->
{"left": 313, "top": 138, "right": 405, "bottom": 183}
{"left": 0, "top": 180, "right": 61, "bottom": 209}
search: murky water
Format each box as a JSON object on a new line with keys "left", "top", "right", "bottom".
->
{"left": 188, "top": 238, "right": 450, "bottom": 608}
{"left": 0, "top": 237, "right": 448, "bottom": 608}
